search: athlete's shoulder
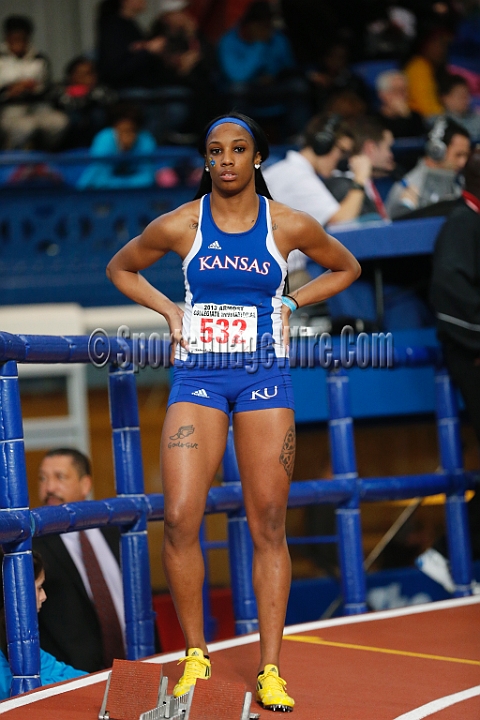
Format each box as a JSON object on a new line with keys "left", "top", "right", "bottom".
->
{"left": 141, "top": 198, "right": 202, "bottom": 251}
{"left": 154, "top": 198, "right": 201, "bottom": 233}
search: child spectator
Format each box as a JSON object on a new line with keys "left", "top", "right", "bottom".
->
{"left": 0, "top": 15, "right": 68, "bottom": 150}
{"left": 54, "top": 56, "right": 116, "bottom": 149}
{"left": 77, "top": 102, "right": 156, "bottom": 189}
{"left": 440, "top": 73, "right": 480, "bottom": 140}
{"left": 0, "top": 550, "right": 86, "bottom": 699}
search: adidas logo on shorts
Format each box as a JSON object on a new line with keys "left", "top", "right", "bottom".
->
{"left": 192, "top": 388, "right": 210, "bottom": 398}
{"left": 208, "top": 241, "right": 222, "bottom": 249}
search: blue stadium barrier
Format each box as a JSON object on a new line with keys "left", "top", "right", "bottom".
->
{"left": 0, "top": 186, "right": 191, "bottom": 306}
{"left": 0, "top": 184, "right": 445, "bottom": 308}
{"left": 0, "top": 332, "right": 477, "bottom": 696}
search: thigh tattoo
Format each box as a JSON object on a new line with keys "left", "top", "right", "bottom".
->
{"left": 168, "top": 425, "right": 198, "bottom": 449}
{"left": 279, "top": 425, "right": 295, "bottom": 481}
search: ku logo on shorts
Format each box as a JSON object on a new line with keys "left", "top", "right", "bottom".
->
{"left": 250, "top": 386, "right": 278, "bottom": 400}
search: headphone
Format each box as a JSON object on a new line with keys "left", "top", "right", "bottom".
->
{"left": 425, "top": 117, "right": 448, "bottom": 162}
{"left": 311, "top": 114, "right": 341, "bottom": 156}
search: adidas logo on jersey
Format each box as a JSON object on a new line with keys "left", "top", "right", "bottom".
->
{"left": 208, "top": 241, "right": 222, "bottom": 250}
{"left": 192, "top": 388, "right": 210, "bottom": 398}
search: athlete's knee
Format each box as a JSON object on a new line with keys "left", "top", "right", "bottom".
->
{"left": 164, "top": 505, "right": 201, "bottom": 545}
{"left": 250, "top": 503, "right": 287, "bottom": 547}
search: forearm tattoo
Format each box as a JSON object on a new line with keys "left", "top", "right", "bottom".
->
{"left": 279, "top": 425, "right": 295, "bottom": 481}
{"left": 168, "top": 425, "right": 198, "bottom": 449}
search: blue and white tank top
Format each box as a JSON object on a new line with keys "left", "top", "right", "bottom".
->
{"left": 179, "top": 194, "right": 287, "bottom": 361}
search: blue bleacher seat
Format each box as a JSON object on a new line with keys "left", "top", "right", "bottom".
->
{"left": 350, "top": 59, "right": 401, "bottom": 91}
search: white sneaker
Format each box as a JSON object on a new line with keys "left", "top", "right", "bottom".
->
{"left": 415, "top": 548, "right": 455, "bottom": 593}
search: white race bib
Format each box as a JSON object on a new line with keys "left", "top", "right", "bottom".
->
{"left": 189, "top": 303, "right": 257, "bottom": 353}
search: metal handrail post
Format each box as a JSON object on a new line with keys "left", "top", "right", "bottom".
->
{"left": 109, "top": 363, "right": 156, "bottom": 658}
{"left": 434, "top": 368, "right": 473, "bottom": 596}
{"left": 0, "top": 361, "right": 40, "bottom": 695}
{"left": 327, "top": 370, "right": 367, "bottom": 615}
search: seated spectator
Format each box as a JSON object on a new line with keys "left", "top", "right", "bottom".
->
{"left": 324, "top": 89, "right": 368, "bottom": 125}
{"left": 307, "top": 40, "right": 371, "bottom": 115}
{"left": 54, "top": 56, "right": 116, "bottom": 149}
{"left": 385, "top": 117, "right": 471, "bottom": 219}
{"left": 33, "top": 448, "right": 129, "bottom": 672}
{"left": 0, "top": 15, "right": 68, "bottom": 150}
{"left": 375, "top": 70, "right": 426, "bottom": 138}
{"left": 217, "top": 1, "right": 309, "bottom": 141}
{"left": 77, "top": 102, "right": 156, "bottom": 189}
{"left": 0, "top": 550, "right": 86, "bottom": 699}
{"left": 439, "top": 73, "right": 480, "bottom": 140}
{"left": 403, "top": 27, "right": 453, "bottom": 119}
{"left": 363, "top": 4, "right": 416, "bottom": 60}
{"left": 263, "top": 114, "right": 372, "bottom": 288}
{"left": 149, "top": 0, "right": 218, "bottom": 141}
{"left": 324, "top": 116, "right": 396, "bottom": 221}
{"left": 97, "top": 0, "right": 166, "bottom": 90}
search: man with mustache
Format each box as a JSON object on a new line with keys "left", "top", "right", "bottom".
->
{"left": 32, "top": 448, "right": 125, "bottom": 673}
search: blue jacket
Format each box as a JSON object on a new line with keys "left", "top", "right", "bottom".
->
{"left": 218, "top": 28, "right": 294, "bottom": 84}
{"left": 0, "top": 648, "right": 86, "bottom": 699}
{"left": 77, "top": 127, "right": 156, "bottom": 189}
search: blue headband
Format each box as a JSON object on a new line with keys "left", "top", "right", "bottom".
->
{"left": 206, "top": 117, "right": 255, "bottom": 142}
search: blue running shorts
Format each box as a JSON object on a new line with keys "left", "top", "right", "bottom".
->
{"left": 167, "top": 357, "right": 294, "bottom": 416}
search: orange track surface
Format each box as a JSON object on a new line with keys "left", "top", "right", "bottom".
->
{"left": 0, "top": 597, "right": 479, "bottom": 720}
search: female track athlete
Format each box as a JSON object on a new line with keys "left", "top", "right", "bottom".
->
{"left": 107, "top": 112, "right": 360, "bottom": 712}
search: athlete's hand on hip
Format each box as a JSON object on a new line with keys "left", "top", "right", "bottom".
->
{"left": 281, "top": 303, "right": 292, "bottom": 353}
{"left": 167, "top": 308, "right": 188, "bottom": 364}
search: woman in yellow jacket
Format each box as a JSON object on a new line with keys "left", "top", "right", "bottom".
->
{"left": 404, "top": 27, "right": 452, "bottom": 119}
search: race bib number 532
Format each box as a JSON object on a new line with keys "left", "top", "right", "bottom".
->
{"left": 190, "top": 303, "right": 257, "bottom": 353}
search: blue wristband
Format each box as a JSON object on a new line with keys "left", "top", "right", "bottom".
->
{"left": 281, "top": 296, "right": 298, "bottom": 313}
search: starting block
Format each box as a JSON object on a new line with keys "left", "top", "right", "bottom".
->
{"left": 98, "top": 659, "right": 260, "bottom": 720}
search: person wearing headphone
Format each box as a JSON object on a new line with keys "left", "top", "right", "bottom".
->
{"left": 324, "top": 115, "right": 396, "bottom": 222}
{"left": 263, "top": 113, "right": 372, "bottom": 289}
{"left": 385, "top": 116, "right": 471, "bottom": 219}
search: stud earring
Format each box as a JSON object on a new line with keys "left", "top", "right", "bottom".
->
{"left": 254, "top": 163, "right": 261, "bottom": 170}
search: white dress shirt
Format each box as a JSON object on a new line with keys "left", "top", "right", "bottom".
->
{"left": 263, "top": 150, "right": 340, "bottom": 273}
{"left": 61, "top": 527, "right": 126, "bottom": 645}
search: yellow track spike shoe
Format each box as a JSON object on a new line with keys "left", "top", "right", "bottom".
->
{"left": 172, "top": 648, "right": 211, "bottom": 698}
{"left": 256, "top": 664, "right": 295, "bottom": 712}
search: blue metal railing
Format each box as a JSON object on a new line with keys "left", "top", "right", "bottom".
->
{"left": 0, "top": 332, "right": 477, "bottom": 697}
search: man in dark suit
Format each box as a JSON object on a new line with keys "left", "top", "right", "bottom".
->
{"left": 32, "top": 448, "right": 125, "bottom": 673}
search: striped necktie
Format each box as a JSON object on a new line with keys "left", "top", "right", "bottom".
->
{"left": 79, "top": 530, "right": 125, "bottom": 668}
